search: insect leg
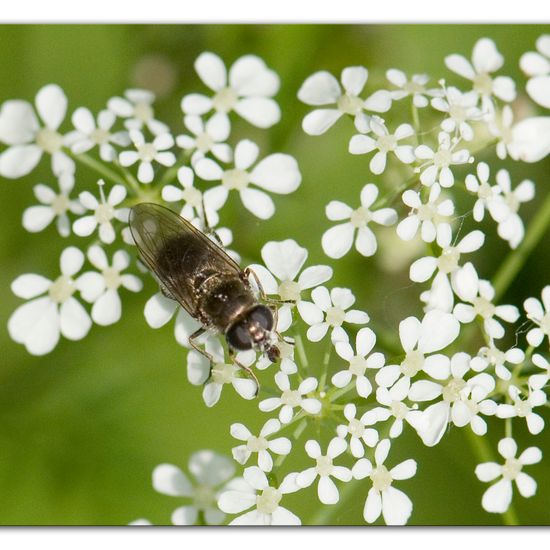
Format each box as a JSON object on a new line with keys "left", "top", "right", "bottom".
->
{"left": 229, "top": 349, "right": 260, "bottom": 396}
{"left": 198, "top": 194, "right": 225, "bottom": 248}
{"left": 188, "top": 328, "right": 215, "bottom": 364}
{"left": 243, "top": 267, "right": 293, "bottom": 305}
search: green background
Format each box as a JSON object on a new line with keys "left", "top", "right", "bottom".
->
{"left": 0, "top": 24, "right": 549, "bottom": 525}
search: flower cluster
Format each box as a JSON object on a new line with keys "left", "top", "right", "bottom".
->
{"left": 3, "top": 37, "right": 550, "bottom": 527}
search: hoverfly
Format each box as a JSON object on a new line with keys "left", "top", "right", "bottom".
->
{"left": 128, "top": 202, "right": 280, "bottom": 387}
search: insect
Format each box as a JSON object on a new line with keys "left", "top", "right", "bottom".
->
{"left": 128, "top": 202, "right": 280, "bottom": 388}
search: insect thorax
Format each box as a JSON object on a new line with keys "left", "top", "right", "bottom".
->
{"left": 196, "top": 272, "right": 256, "bottom": 331}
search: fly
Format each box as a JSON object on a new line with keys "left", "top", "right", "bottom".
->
{"left": 128, "top": 202, "right": 281, "bottom": 390}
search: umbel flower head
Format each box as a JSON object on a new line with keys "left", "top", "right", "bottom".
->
{"left": 0, "top": 83, "right": 74, "bottom": 178}
{"left": 8, "top": 247, "right": 92, "bottom": 355}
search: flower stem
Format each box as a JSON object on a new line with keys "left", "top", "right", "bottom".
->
{"left": 463, "top": 427, "right": 519, "bottom": 526}
{"left": 70, "top": 151, "right": 123, "bottom": 185}
{"left": 493, "top": 188, "right": 550, "bottom": 302}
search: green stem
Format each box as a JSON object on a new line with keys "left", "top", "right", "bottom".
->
{"left": 493, "top": 188, "right": 550, "bottom": 302}
{"left": 70, "top": 151, "right": 123, "bottom": 185}
{"left": 463, "top": 428, "right": 519, "bottom": 526}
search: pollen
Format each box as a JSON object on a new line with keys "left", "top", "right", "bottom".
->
{"left": 48, "top": 275, "right": 75, "bottom": 303}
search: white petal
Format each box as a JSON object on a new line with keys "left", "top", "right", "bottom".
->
{"left": 152, "top": 463, "right": 193, "bottom": 497}
{"left": 36, "top": 84, "right": 67, "bottom": 129}
{"left": 418, "top": 310, "right": 460, "bottom": 353}
{"left": 250, "top": 154, "right": 301, "bottom": 194}
{"left": 235, "top": 98, "right": 281, "bottom": 128}
{"left": 381, "top": 487, "right": 413, "bottom": 525}
{"left": 298, "top": 71, "right": 341, "bottom": 105}
{"left": 321, "top": 223, "right": 354, "bottom": 259}
{"left": 60, "top": 297, "right": 91, "bottom": 340}
{"left": 482, "top": 479, "right": 512, "bottom": 514}
{"left": 11, "top": 274, "right": 51, "bottom": 299}
{"left": 91, "top": 289, "right": 121, "bottom": 325}
{"left": 171, "top": 506, "right": 198, "bottom": 526}
{"left": 509, "top": 117, "right": 550, "bottom": 163}
{"left": 229, "top": 55, "right": 279, "bottom": 96}
{"left": 341, "top": 66, "right": 368, "bottom": 95}
{"left": 0, "top": 144, "right": 42, "bottom": 178}
{"left": 363, "top": 488, "right": 382, "bottom": 523}
{"left": 318, "top": 476, "right": 339, "bottom": 505}
{"left": 240, "top": 187, "right": 275, "bottom": 220}
{"left": 195, "top": 52, "right": 226, "bottom": 91}
{"left": 298, "top": 265, "right": 333, "bottom": 290}
{"left": 409, "top": 256, "right": 437, "bottom": 283}
{"left": 302, "top": 109, "right": 342, "bottom": 136}
{"left": 355, "top": 226, "right": 377, "bottom": 257}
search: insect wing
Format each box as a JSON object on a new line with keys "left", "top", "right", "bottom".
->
{"left": 129, "top": 203, "right": 242, "bottom": 314}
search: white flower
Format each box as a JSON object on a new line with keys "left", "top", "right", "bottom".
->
{"left": 230, "top": 418, "right": 291, "bottom": 472}
{"left": 470, "top": 343, "right": 524, "bottom": 381}
{"left": 176, "top": 113, "right": 231, "bottom": 164}
{"left": 412, "top": 357, "right": 497, "bottom": 444}
{"left": 431, "top": 86, "right": 483, "bottom": 141}
{"left": 520, "top": 35, "right": 550, "bottom": 109}
{"left": 8, "top": 247, "right": 92, "bottom": 355}
{"left": 453, "top": 263, "right": 519, "bottom": 340}
{"left": 386, "top": 69, "right": 441, "bottom": 108}
{"left": 107, "top": 88, "right": 169, "bottom": 135}
{"left": 348, "top": 117, "right": 415, "bottom": 174}
{"left": 490, "top": 169, "right": 534, "bottom": 249}
{"left": 298, "top": 66, "right": 391, "bottom": 135}
{"left": 530, "top": 353, "right": 550, "bottom": 391}
{"left": 144, "top": 291, "right": 201, "bottom": 348}
{"left": 414, "top": 131, "right": 472, "bottom": 188}
{"left": 352, "top": 439, "right": 417, "bottom": 525}
{"left": 524, "top": 286, "right": 550, "bottom": 348}
{"left": 396, "top": 183, "right": 454, "bottom": 243}
{"left": 247, "top": 239, "right": 332, "bottom": 332}
{"left": 365, "top": 377, "right": 421, "bottom": 438}
{"left": 475, "top": 438, "right": 541, "bottom": 514}
{"left": 520, "top": 35, "right": 550, "bottom": 77}
{"left": 72, "top": 180, "right": 128, "bottom": 244}
{"left": 375, "top": 310, "right": 460, "bottom": 392}
{"left": 332, "top": 327, "right": 384, "bottom": 397}
{"left": 488, "top": 105, "right": 515, "bottom": 160}
{"left": 218, "top": 466, "right": 300, "bottom": 525}
{"left": 119, "top": 129, "right": 176, "bottom": 184}
{"left": 465, "top": 162, "right": 501, "bottom": 222}
{"left": 296, "top": 438, "right": 352, "bottom": 505}
{"left": 78, "top": 245, "right": 142, "bottom": 326}
{"left": 257, "top": 338, "right": 298, "bottom": 375}
{"left": 22, "top": 172, "right": 83, "bottom": 237}
{"left": 445, "top": 38, "right": 516, "bottom": 113}
{"left": 181, "top": 52, "right": 281, "bottom": 129}
{"left": 336, "top": 404, "right": 379, "bottom": 458}
{"left": 195, "top": 139, "right": 301, "bottom": 220}
{"left": 0, "top": 83, "right": 74, "bottom": 178}
{"left": 322, "top": 183, "right": 397, "bottom": 259}
{"left": 306, "top": 286, "right": 369, "bottom": 343}
{"left": 152, "top": 450, "right": 245, "bottom": 525}
{"left": 508, "top": 116, "right": 550, "bottom": 163}
{"left": 410, "top": 353, "right": 495, "bottom": 445}
{"left": 161, "top": 165, "right": 220, "bottom": 226}
{"left": 496, "top": 385, "right": 546, "bottom": 435}
{"left": 187, "top": 338, "right": 257, "bottom": 407}
{"left": 68, "top": 107, "right": 130, "bottom": 161}
{"left": 409, "top": 228, "right": 484, "bottom": 284}
{"left": 258, "top": 372, "right": 321, "bottom": 424}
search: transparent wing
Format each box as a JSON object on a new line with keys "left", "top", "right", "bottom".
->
{"left": 129, "top": 202, "right": 242, "bottom": 315}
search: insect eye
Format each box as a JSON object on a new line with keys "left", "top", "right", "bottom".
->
{"left": 226, "top": 320, "right": 253, "bottom": 350}
{"left": 248, "top": 305, "right": 274, "bottom": 331}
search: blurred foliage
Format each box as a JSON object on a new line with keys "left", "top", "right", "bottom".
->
{"left": 0, "top": 24, "right": 549, "bottom": 525}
